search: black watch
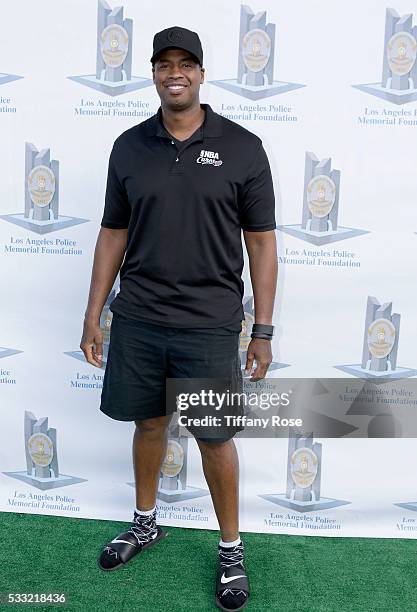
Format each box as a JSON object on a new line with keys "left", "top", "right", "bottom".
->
{"left": 251, "top": 323, "right": 274, "bottom": 340}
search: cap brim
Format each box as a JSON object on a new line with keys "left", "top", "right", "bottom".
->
{"left": 151, "top": 46, "right": 201, "bottom": 65}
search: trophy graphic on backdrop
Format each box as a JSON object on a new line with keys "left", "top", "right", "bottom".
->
{"left": 0, "top": 143, "right": 88, "bottom": 234}
{"left": 259, "top": 431, "right": 350, "bottom": 512}
{"left": 353, "top": 8, "right": 417, "bottom": 104}
{"left": 65, "top": 285, "right": 117, "bottom": 365}
{"left": 0, "top": 347, "right": 22, "bottom": 359}
{"left": 395, "top": 497, "right": 417, "bottom": 512}
{"left": 3, "top": 411, "right": 86, "bottom": 490}
{"left": 240, "top": 296, "right": 289, "bottom": 371}
{"left": 68, "top": 0, "right": 152, "bottom": 96}
{"left": 335, "top": 296, "right": 417, "bottom": 380}
{"left": 128, "top": 422, "right": 209, "bottom": 503}
{"left": 157, "top": 423, "right": 209, "bottom": 503}
{"left": 0, "top": 72, "right": 22, "bottom": 86}
{"left": 210, "top": 5, "right": 304, "bottom": 100}
{"left": 277, "top": 152, "right": 368, "bottom": 246}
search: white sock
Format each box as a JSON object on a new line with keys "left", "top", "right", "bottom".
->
{"left": 219, "top": 535, "right": 241, "bottom": 548}
{"left": 135, "top": 506, "right": 156, "bottom": 517}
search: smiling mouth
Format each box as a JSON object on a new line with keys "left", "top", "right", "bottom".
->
{"left": 166, "top": 84, "right": 187, "bottom": 92}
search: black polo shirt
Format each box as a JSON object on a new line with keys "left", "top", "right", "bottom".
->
{"left": 101, "top": 103, "right": 276, "bottom": 329}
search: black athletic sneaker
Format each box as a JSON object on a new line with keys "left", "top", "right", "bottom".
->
{"left": 98, "top": 509, "right": 167, "bottom": 571}
{"left": 215, "top": 541, "right": 250, "bottom": 611}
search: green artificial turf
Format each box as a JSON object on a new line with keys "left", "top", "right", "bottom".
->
{"left": 0, "top": 511, "right": 416, "bottom": 611}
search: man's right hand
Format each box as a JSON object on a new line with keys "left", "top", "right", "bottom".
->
{"left": 80, "top": 319, "right": 104, "bottom": 368}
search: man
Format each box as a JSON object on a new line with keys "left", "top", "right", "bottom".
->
{"left": 80, "top": 26, "right": 277, "bottom": 612}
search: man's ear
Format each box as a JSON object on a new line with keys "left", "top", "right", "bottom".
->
{"left": 200, "top": 66, "right": 205, "bottom": 84}
{"left": 152, "top": 66, "right": 155, "bottom": 82}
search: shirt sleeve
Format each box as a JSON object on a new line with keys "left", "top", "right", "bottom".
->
{"left": 239, "top": 143, "right": 276, "bottom": 232}
{"left": 100, "top": 144, "right": 131, "bottom": 229}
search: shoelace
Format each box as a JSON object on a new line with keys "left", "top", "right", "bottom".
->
{"left": 218, "top": 542, "right": 245, "bottom": 568}
{"left": 127, "top": 511, "right": 158, "bottom": 546}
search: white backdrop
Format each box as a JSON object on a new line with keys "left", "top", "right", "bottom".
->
{"left": 1, "top": 0, "right": 417, "bottom": 538}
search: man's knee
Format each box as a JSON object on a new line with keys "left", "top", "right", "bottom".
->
{"left": 196, "top": 436, "right": 233, "bottom": 452}
{"left": 134, "top": 414, "right": 172, "bottom": 437}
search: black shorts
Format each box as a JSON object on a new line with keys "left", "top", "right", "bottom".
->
{"left": 100, "top": 312, "right": 244, "bottom": 441}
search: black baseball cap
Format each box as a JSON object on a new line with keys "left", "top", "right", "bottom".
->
{"left": 151, "top": 26, "right": 203, "bottom": 66}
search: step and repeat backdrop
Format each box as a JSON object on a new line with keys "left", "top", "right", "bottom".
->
{"left": 1, "top": 0, "right": 417, "bottom": 539}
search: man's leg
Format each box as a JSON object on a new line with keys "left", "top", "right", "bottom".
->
{"left": 98, "top": 413, "right": 172, "bottom": 571}
{"left": 166, "top": 330, "right": 249, "bottom": 608}
{"left": 98, "top": 314, "right": 173, "bottom": 571}
{"left": 195, "top": 437, "right": 239, "bottom": 542}
{"left": 133, "top": 414, "right": 172, "bottom": 511}
{"left": 197, "top": 436, "right": 249, "bottom": 610}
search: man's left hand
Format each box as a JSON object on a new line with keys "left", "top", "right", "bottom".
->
{"left": 244, "top": 338, "right": 272, "bottom": 382}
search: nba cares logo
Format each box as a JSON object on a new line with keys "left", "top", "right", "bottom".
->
{"left": 196, "top": 149, "right": 223, "bottom": 166}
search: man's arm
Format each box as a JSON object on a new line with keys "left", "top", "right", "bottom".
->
{"left": 243, "top": 229, "right": 278, "bottom": 381}
{"left": 80, "top": 227, "right": 128, "bottom": 368}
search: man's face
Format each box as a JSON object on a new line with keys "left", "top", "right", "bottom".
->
{"left": 152, "top": 48, "right": 205, "bottom": 111}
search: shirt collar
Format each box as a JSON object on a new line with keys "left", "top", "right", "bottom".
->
{"left": 145, "top": 103, "right": 222, "bottom": 139}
